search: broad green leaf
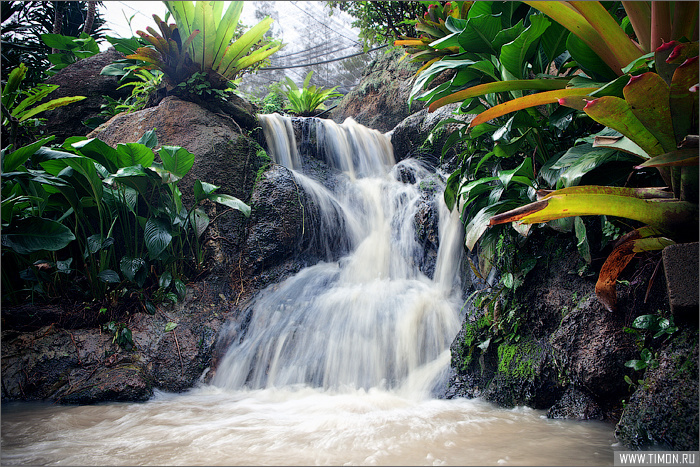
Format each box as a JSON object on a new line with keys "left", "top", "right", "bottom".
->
{"left": 209, "top": 194, "right": 251, "bottom": 217}
{"left": 470, "top": 87, "right": 598, "bottom": 128}
{"left": 568, "top": 1, "right": 643, "bottom": 74}
{"left": 583, "top": 97, "right": 665, "bottom": 157}
{"left": 72, "top": 138, "right": 120, "bottom": 173}
{"left": 2, "top": 217, "right": 75, "bottom": 254}
{"left": 190, "top": 207, "right": 210, "bottom": 238}
{"left": 465, "top": 200, "right": 522, "bottom": 250}
{"left": 164, "top": 322, "right": 178, "bottom": 332}
{"left": 217, "top": 17, "right": 274, "bottom": 78}
{"left": 553, "top": 143, "right": 640, "bottom": 187}
{"left": 636, "top": 149, "right": 699, "bottom": 168}
{"left": 212, "top": 1, "right": 243, "bottom": 68}
{"left": 144, "top": 217, "right": 173, "bottom": 259}
{"left": 2, "top": 136, "right": 54, "bottom": 173}
{"left": 120, "top": 256, "right": 147, "bottom": 286}
{"left": 457, "top": 14, "right": 501, "bottom": 55}
{"left": 565, "top": 32, "right": 618, "bottom": 81}
{"left": 116, "top": 143, "right": 155, "bottom": 168}
{"left": 669, "top": 57, "right": 699, "bottom": 145}
{"left": 489, "top": 185, "right": 698, "bottom": 235}
{"left": 492, "top": 19, "right": 525, "bottom": 51}
{"left": 173, "top": 278, "right": 186, "bottom": 299}
{"left": 500, "top": 15, "right": 550, "bottom": 79}
{"left": 98, "top": 269, "right": 120, "bottom": 283}
{"left": 540, "top": 20, "right": 568, "bottom": 65}
{"left": 137, "top": 129, "right": 159, "bottom": 149}
{"left": 193, "top": 0, "right": 217, "bottom": 69}
{"left": 159, "top": 270, "right": 173, "bottom": 289}
{"left": 574, "top": 216, "right": 591, "bottom": 263}
{"left": 158, "top": 145, "right": 195, "bottom": 178}
{"left": 2, "top": 63, "right": 27, "bottom": 109}
{"left": 40, "top": 33, "right": 79, "bottom": 50}
{"left": 17, "top": 96, "right": 87, "bottom": 122}
{"left": 194, "top": 179, "right": 219, "bottom": 203}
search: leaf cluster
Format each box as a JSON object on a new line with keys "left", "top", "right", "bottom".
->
{"left": 126, "top": 1, "right": 282, "bottom": 95}
{"left": 280, "top": 70, "right": 343, "bottom": 116}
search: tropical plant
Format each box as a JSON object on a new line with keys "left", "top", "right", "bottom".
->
{"left": 40, "top": 32, "right": 100, "bottom": 74}
{"left": 490, "top": 41, "right": 699, "bottom": 311}
{"left": 394, "top": 1, "right": 483, "bottom": 75}
{"left": 1, "top": 63, "right": 86, "bottom": 148}
{"left": 1, "top": 129, "right": 251, "bottom": 310}
{"left": 126, "top": 1, "right": 282, "bottom": 94}
{"left": 280, "top": 70, "right": 343, "bottom": 116}
{"left": 395, "top": 1, "right": 698, "bottom": 311}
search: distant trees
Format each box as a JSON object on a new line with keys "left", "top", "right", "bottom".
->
{"left": 326, "top": 1, "right": 428, "bottom": 48}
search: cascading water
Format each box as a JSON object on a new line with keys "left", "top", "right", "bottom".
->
{"left": 213, "top": 115, "right": 464, "bottom": 394}
{"left": 1, "top": 115, "right": 616, "bottom": 467}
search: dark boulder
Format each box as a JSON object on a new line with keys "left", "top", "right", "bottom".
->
{"left": 615, "top": 328, "right": 699, "bottom": 450}
{"left": 390, "top": 102, "right": 473, "bottom": 164}
{"left": 547, "top": 386, "right": 604, "bottom": 420}
{"left": 40, "top": 47, "right": 131, "bottom": 144}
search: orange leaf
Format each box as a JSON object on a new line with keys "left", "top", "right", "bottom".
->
{"left": 469, "top": 87, "right": 598, "bottom": 128}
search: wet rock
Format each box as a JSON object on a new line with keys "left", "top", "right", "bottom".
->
{"left": 550, "top": 294, "right": 637, "bottom": 400}
{"left": 1, "top": 283, "right": 230, "bottom": 404}
{"left": 615, "top": 328, "right": 699, "bottom": 450}
{"left": 37, "top": 48, "right": 131, "bottom": 144}
{"left": 332, "top": 48, "right": 425, "bottom": 133}
{"left": 55, "top": 363, "right": 153, "bottom": 404}
{"left": 413, "top": 197, "right": 439, "bottom": 279}
{"left": 547, "top": 386, "right": 604, "bottom": 420}
{"left": 390, "top": 103, "right": 474, "bottom": 163}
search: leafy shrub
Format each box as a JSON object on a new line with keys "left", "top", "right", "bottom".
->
{"left": 280, "top": 70, "right": 343, "bottom": 116}
{"left": 396, "top": 1, "right": 698, "bottom": 311}
{"left": 1, "top": 129, "right": 251, "bottom": 312}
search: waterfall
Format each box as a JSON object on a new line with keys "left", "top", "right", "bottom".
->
{"left": 212, "top": 114, "right": 465, "bottom": 396}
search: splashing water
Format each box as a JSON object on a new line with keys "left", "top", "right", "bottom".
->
{"left": 213, "top": 115, "right": 464, "bottom": 395}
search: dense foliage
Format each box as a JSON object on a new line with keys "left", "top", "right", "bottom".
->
{"left": 395, "top": 1, "right": 698, "bottom": 312}
{"left": 1, "top": 1, "right": 107, "bottom": 88}
{"left": 1, "top": 0, "right": 284, "bottom": 322}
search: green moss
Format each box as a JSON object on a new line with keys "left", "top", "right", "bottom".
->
{"left": 254, "top": 148, "right": 272, "bottom": 186}
{"left": 496, "top": 340, "right": 540, "bottom": 381}
{"left": 457, "top": 313, "right": 492, "bottom": 372}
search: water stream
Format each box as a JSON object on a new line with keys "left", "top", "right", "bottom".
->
{"left": 1, "top": 115, "right": 616, "bottom": 466}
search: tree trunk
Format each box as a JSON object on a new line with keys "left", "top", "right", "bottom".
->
{"left": 51, "top": 1, "right": 63, "bottom": 54}
{"left": 83, "top": 1, "right": 96, "bottom": 36}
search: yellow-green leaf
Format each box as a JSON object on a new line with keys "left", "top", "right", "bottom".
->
{"left": 429, "top": 79, "right": 569, "bottom": 112}
{"left": 469, "top": 87, "right": 598, "bottom": 128}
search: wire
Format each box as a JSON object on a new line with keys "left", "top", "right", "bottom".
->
{"left": 259, "top": 44, "right": 388, "bottom": 71}
{"left": 289, "top": 1, "right": 362, "bottom": 48}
